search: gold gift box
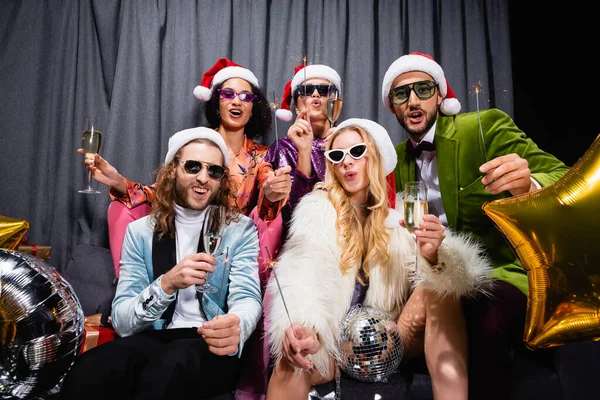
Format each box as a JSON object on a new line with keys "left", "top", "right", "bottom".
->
{"left": 17, "top": 245, "right": 52, "bottom": 260}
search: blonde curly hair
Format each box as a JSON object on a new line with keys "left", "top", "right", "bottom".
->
{"left": 315, "top": 125, "right": 391, "bottom": 281}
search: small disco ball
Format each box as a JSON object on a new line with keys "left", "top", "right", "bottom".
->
{"left": 0, "top": 250, "right": 85, "bottom": 399}
{"left": 338, "top": 305, "right": 403, "bottom": 383}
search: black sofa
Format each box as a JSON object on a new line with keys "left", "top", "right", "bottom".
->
{"left": 62, "top": 244, "right": 600, "bottom": 400}
{"left": 313, "top": 338, "right": 600, "bottom": 400}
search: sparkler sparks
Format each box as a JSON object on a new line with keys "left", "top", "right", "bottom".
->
{"left": 303, "top": 56, "right": 307, "bottom": 83}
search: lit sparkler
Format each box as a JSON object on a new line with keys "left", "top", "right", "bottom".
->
{"left": 473, "top": 80, "right": 489, "bottom": 162}
{"left": 265, "top": 246, "right": 293, "bottom": 329}
{"left": 303, "top": 56, "right": 307, "bottom": 83}
{"left": 271, "top": 91, "right": 279, "bottom": 155}
{"left": 215, "top": 246, "right": 230, "bottom": 317}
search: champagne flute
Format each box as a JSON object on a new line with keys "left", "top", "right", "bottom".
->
{"left": 78, "top": 115, "right": 102, "bottom": 194}
{"left": 404, "top": 181, "right": 428, "bottom": 274}
{"left": 196, "top": 204, "right": 224, "bottom": 293}
{"left": 327, "top": 81, "right": 343, "bottom": 127}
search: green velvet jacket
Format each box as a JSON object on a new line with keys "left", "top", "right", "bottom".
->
{"left": 393, "top": 108, "right": 570, "bottom": 295}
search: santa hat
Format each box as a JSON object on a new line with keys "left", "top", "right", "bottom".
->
{"left": 381, "top": 52, "right": 461, "bottom": 115}
{"left": 164, "top": 127, "right": 230, "bottom": 166}
{"left": 275, "top": 64, "right": 342, "bottom": 122}
{"left": 193, "top": 58, "right": 260, "bottom": 102}
{"left": 332, "top": 118, "right": 397, "bottom": 175}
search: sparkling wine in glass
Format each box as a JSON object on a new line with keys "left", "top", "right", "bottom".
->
{"left": 404, "top": 181, "right": 428, "bottom": 274}
{"left": 78, "top": 115, "right": 102, "bottom": 194}
{"left": 327, "top": 82, "right": 343, "bottom": 127}
{"left": 196, "top": 205, "right": 224, "bottom": 293}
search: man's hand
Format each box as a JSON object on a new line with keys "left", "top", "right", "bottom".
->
{"left": 281, "top": 323, "right": 320, "bottom": 370}
{"left": 198, "top": 313, "right": 241, "bottom": 356}
{"left": 263, "top": 165, "right": 292, "bottom": 202}
{"left": 77, "top": 148, "right": 127, "bottom": 193}
{"left": 161, "top": 252, "right": 215, "bottom": 295}
{"left": 480, "top": 153, "right": 535, "bottom": 196}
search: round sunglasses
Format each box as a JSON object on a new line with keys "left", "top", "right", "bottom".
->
{"left": 180, "top": 160, "right": 226, "bottom": 180}
{"left": 217, "top": 89, "right": 257, "bottom": 103}
{"left": 388, "top": 80, "right": 438, "bottom": 105}
{"left": 324, "top": 143, "right": 368, "bottom": 164}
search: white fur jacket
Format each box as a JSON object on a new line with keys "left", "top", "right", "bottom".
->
{"left": 266, "top": 190, "right": 492, "bottom": 378}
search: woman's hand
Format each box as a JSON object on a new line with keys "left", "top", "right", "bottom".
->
{"left": 287, "top": 110, "right": 313, "bottom": 154}
{"left": 263, "top": 165, "right": 292, "bottom": 202}
{"left": 77, "top": 148, "right": 127, "bottom": 193}
{"left": 281, "top": 323, "right": 320, "bottom": 370}
{"left": 413, "top": 214, "right": 446, "bottom": 265}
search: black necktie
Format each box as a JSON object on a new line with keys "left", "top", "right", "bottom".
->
{"left": 406, "top": 140, "right": 436, "bottom": 158}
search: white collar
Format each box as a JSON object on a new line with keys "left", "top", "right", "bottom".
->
{"left": 408, "top": 121, "right": 437, "bottom": 148}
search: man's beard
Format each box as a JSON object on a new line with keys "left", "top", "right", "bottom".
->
{"left": 174, "top": 180, "right": 205, "bottom": 210}
{"left": 397, "top": 109, "right": 437, "bottom": 139}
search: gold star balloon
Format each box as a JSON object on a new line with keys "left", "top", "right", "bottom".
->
{"left": 483, "top": 134, "right": 600, "bottom": 349}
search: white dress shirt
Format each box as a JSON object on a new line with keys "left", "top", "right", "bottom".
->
{"left": 408, "top": 122, "right": 448, "bottom": 226}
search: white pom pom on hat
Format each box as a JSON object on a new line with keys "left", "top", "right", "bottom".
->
{"left": 381, "top": 52, "right": 461, "bottom": 116}
{"left": 164, "top": 127, "right": 230, "bottom": 166}
{"left": 276, "top": 63, "right": 342, "bottom": 122}
{"left": 193, "top": 58, "right": 260, "bottom": 102}
{"left": 332, "top": 118, "right": 398, "bottom": 175}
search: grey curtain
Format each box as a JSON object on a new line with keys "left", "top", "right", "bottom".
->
{"left": 0, "top": 0, "right": 513, "bottom": 270}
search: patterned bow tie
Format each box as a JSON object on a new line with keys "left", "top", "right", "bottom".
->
{"left": 406, "top": 140, "right": 436, "bottom": 158}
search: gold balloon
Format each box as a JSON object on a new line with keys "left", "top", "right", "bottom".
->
{"left": 483, "top": 134, "right": 600, "bottom": 349}
{"left": 0, "top": 215, "right": 30, "bottom": 250}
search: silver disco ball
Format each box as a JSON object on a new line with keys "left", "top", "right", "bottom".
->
{"left": 0, "top": 250, "right": 85, "bottom": 399}
{"left": 338, "top": 305, "right": 403, "bottom": 382}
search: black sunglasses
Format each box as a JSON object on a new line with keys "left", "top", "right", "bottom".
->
{"left": 296, "top": 84, "right": 336, "bottom": 97}
{"left": 180, "top": 160, "right": 226, "bottom": 180}
{"left": 217, "top": 89, "right": 257, "bottom": 103}
{"left": 324, "top": 143, "right": 368, "bottom": 164}
{"left": 388, "top": 80, "right": 438, "bottom": 105}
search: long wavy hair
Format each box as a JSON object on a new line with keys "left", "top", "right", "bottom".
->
{"left": 315, "top": 126, "right": 391, "bottom": 280}
{"left": 151, "top": 139, "right": 239, "bottom": 239}
{"left": 205, "top": 80, "right": 272, "bottom": 141}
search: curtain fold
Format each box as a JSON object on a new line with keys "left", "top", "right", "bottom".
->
{"left": 0, "top": 0, "right": 513, "bottom": 270}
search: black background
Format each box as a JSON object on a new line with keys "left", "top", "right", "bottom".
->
{"left": 508, "top": 2, "right": 599, "bottom": 167}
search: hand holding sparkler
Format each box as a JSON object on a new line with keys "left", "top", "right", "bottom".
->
{"left": 265, "top": 247, "right": 318, "bottom": 370}
{"left": 473, "top": 81, "right": 533, "bottom": 195}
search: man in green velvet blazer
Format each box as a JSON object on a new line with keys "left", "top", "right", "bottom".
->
{"left": 382, "top": 52, "right": 569, "bottom": 400}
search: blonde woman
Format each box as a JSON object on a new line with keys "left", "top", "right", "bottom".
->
{"left": 266, "top": 118, "right": 492, "bottom": 400}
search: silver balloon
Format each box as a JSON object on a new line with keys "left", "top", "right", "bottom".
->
{"left": 0, "top": 250, "right": 84, "bottom": 399}
{"left": 338, "top": 305, "right": 403, "bottom": 383}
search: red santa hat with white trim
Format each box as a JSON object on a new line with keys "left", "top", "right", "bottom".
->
{"left": 275, "top": 64, "right": 342, "bottom": 122}
{"left": 381, "top": 52, "right": 461, "bottom": 116}
{"left": 193, "top": 57, "right": 260, "bottom": 102}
